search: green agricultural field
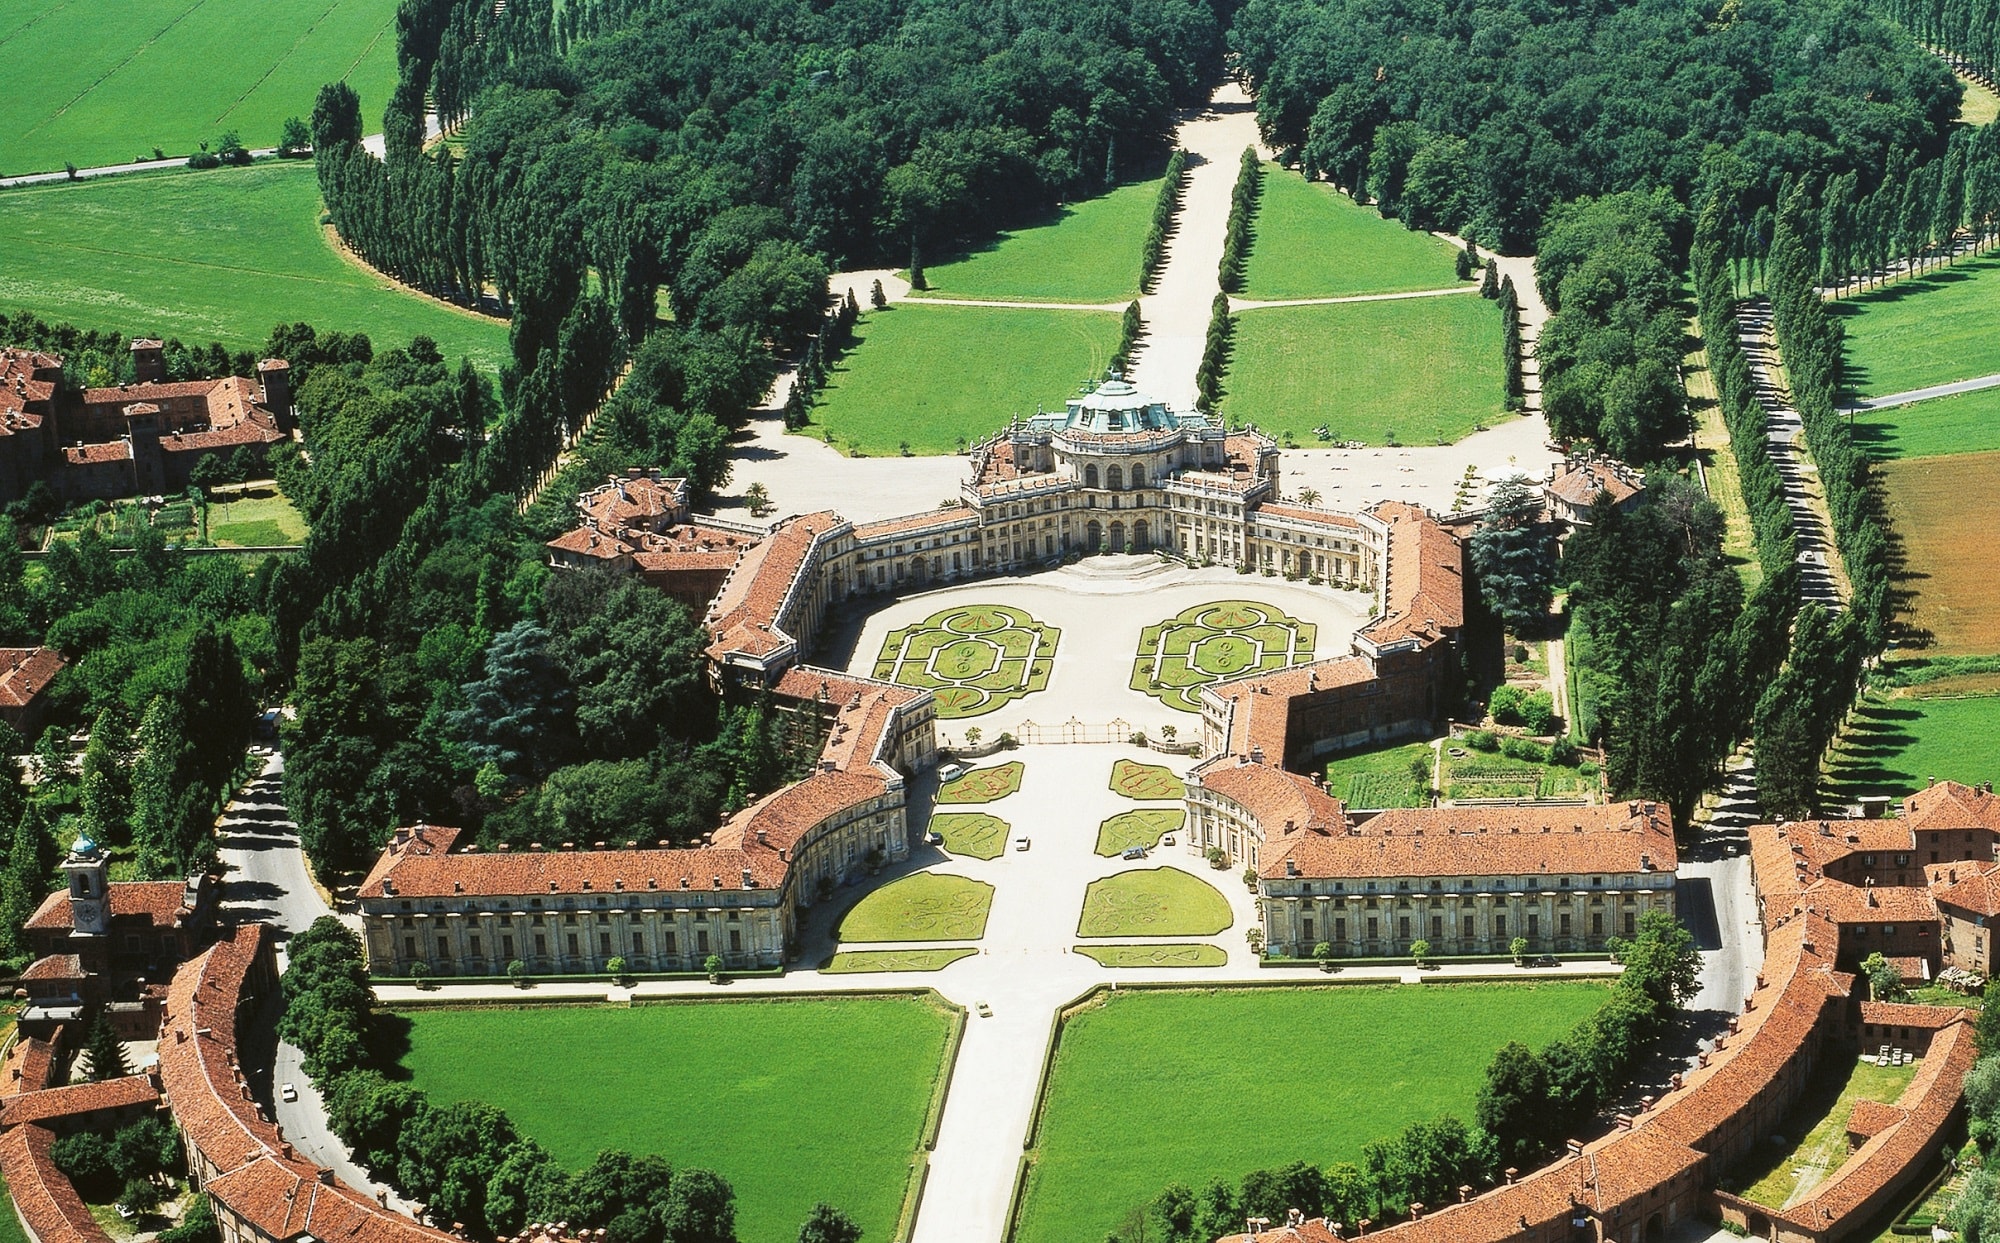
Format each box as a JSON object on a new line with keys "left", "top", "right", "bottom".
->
{"left": 838, "top": 873, "right": 995, "bottom": 943}
{"left": 1077, "top": 867, "right": 1232, "bottom": 938}
{"left": 1836, "top": 253, "right": 2000, "bottom": 398}
{"left": 1109, "top": 758, "right": 1185, "bottom": 801}
{"left": 911, "top": 178, "right": 1163, "bottom": 303}
{"left": 931, "top": 812, "right": 1009, "bottom": 860}
{"left": 208, "top": 491, "right": 307, "bottom": 547}
{"left": 1075, "top": 943, "right": 1225, "bottom": 968}
{"left": 1014, "top": 983, "right": 1608, "bottom": 1243}
{"left": 1322, "top": 741, "right": 1435, "bottom": 809}
{"left": 805, "top": 304, "right": 1122, "bottom": 455}
{"left": 1241, "top": 168, "right": 1465, "bottom": 300}
{"left": 1132, "top": 599, "right": 1317, "bottom": 712}
{"left": 0, "top": 0, "right": 400, "bottom": 174}
{"left": 822, "top": 948, "right": 976, "bottom": 973}
{"left": 937, "top": 761, "right": 1025, "bottom": 804}
{"left": 0, "top": 164, "right": 510, "bottom": 370}
{"left": 1850, "top": 386, "right": 2000, "bottom": 461}
{"left": 1826, "top": 689, "right": 2000, "bottom": 798}
{"left": 397, "top": 998, "right": 953, "bottom": 1243}
{"left": 1222, "top": 296, "right": 1506, "bottom": 446}
{"left": 1095, "top": 809, "right": 1184, "bottom": 857}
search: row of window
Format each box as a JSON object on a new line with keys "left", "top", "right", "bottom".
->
{"left": 1290, "top": 909, "right": 1637, "bottom": 943}
{"left": 405, "top": 924, "right": 749, "bottom": 962}
{"left": 1295, "top": 874, "right": 1648, "bottom": 894}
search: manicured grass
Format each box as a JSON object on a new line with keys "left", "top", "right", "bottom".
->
{"left": 1960, "top": 73, "right": 2000, "bottom": 127}
{"left": 1075, "top": 943, "right": 1225, "bottom": 968}
{"left": 936, "top": 761, "right": 1024, "bottom": 804}
{"left": 1014, "top": 983, "right": 1609, "bottom": 1243}
{"left": 838, "top": 873, "right": 994, "bottom": 943}
{"left": 931, "top": 812, "right": 1009, "bottom": 860}
{"left": 0, "top": 0, "right": 399, "bottom": 174}
{"left": 397, "top": 998, "right": 953, "bottom": 1243}
{"left": 1322, "top": 741, "right": 1434, "bottom": 809}
{"left": 875, "top": 605, "right": 1058, "bottom": 718}
{"left": 1686, "top": 334, "right": 1764, "bottom": 591}
{"left": 1836, "top": 252, "right": 2000, "bottom": 398}
{"left": 1132, "top": 599, "right": 1318, "bottom": 712}
{"left": 1109, "top": 759, "right": 1185, "bottom": 801}
{"left": 1241, "top": 168, "right": 1463, "bottom": 300}
{"left": 805, "top": 304, "right": 1122, "bottom": 455}
{"left": 1095, "top": 809, "right": 1185, "bottom": 857}
{"left": 911, "top": 178, "right": 1164, "bottom": 303}
{"left": 1879, "top": 452, "right": 2000, "bottom": 654}
{"left": 1222, "top": 296, "right": 1506, "bottom": 446}
{"left": 1077, "top": 867, "right": 1232, "bottom": 938}
{"left": 208, "top": 490, "right": 306, "bottom": 546}
{"left": 0, "top": 163, "right": 510, "bottom": 370}
{"left": 822, "top": 948, "right": 976, "bottom": 973}
{"left": 1737, "top": 1054, "right": 1920, "bottom": 1209}
{"left": 1851, "top": 385, "right": 2000, "bottom": 461}
{"left": 0, "top": 1165, "right": 27, "bottom": 1243}
{"left": 1826, "top": 690, "right": 2000, "bottom": 799}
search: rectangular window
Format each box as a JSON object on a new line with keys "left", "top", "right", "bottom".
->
{"left": 535, "top": 934, "right": 547, "bottom": 955}
{"left": 665, "top": 930, "right": 677, "bottom": 954}
{"left": 1398, "top": 916, "right": 1411, "bottom": 939}
{"left": 1334, "top": 918, "right": 1346, "bottom": 941}
{"left": 502, "top": 935, "right": 515, "bottom": 959}
{"left": 1431, "top": 915, "right": 1443, "bottom": 939}
{"left": 1591, "top": 913, "right": 1603, "bottom": 936}
{"left": 1624, "top": 913, "right": 1635, "bottom": 936}
{"left": 1559, "top": 913, "right": 1572, "bottom": 936}
{"left": 631, "top": 933, "right": 644, "bottom": 954}
{"left": 567, "top": 934, "right": 580, "bottom": 955}
{"left": 1463, "top": 915, "right": 1475, "bottom": 938}
{"left": 405, "top": 937, "right": 417, "bottom": 957}
{"left": 697, "top": 929, "right": 710, "bottom": 954}
{"left": 729, "top": 929, "right": 743, "bottom": 953}
{"left": 1527, "top": 914, "right": 1539, "bottom": 938}
{"left": 437, "top": 936, "right": 450, "bottom": 958}
{"left": 1302, "top": 918, "right": 1315, "bottom": 943}
{"left": 1367, "top": 917, "right": 1379, "bottom": 940}
{"left": 469, "top": 935, "right": 481, "bottom": 957}
{"left": 600, "top": 933, "right": 612, "bottom": 955}
{"left": 1494, "top": 915, "right": 1506, "bottom": 938}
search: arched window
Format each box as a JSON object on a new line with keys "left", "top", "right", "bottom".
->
{"left": 1107, "top": 465, "right": 1124, "bottom": 490}
{"left": 1084, "top": 464, "right": 1099, "bottom": 489}
{"left": 1131, "top": 464, "right": 1145, "bottom": 489}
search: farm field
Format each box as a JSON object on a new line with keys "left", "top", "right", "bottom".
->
{"left": 0, "top": 0, "right": 400, "bottom": 174}
{"left": 838, "top": 873, "right": 994, "bottom": 943}
{"left": 1851, "top": 386, "right": 2000, "bottom": 461}
{"left": 1835, "top": 253, "right": 2000, "bottom": 397}
{"left": 1878, "top": 452, "right": 2000, "bottom": 654}
{"left": 1321, "top": 741, "right": 1435, "bottom": 809}
{"left": 1241, "top": 168, "right": 1464, "bottom": 300}
{"left": 1222, "top": 296, "right": 1506, "bottom": 446}
{"left": 1076, "top": 867, "right": 1232, "bottom": 938}
{"left": 0, "top": 164, "right": 510, "bottom": 370}
{"left": 1013, "top": 983, "right": 1608, "bottom": 1243}
{"left": 397, "top": 999, "right": 954, "bottom": 1243}
{"left": 807, "top": 304, "right": 1122, "bottom": 455}
{"left": 1825, "top": 688, "right": 2000, "bottom": 799}
{"left": 910, "top": 177, "right": 1164, "bottom": 303}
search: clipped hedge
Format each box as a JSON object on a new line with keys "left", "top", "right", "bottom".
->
{"left": 1217, "top": 147, "right": 1262, "bottom": 293}
{"left": 1139, "top": 148, "right": 1189, "bottom": 291}
{"left": 1195, "top": 291, "right": 1232, "bottom": 410}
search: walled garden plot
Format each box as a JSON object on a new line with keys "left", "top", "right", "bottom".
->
{"left": 1108, "top": 758, "right": 1186, "bottom": 801}
{"left": 1130, "top": 599, "right": 1316, "bottom": 712}
{"left": 873, "top": 604, "right": 1058, "bottom": 718}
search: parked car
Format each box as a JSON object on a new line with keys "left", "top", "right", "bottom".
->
{"left": 976, "top": 1002, "right": 993, "bottom": 1018}
{"left": 280, "top": 1083, "right": 298, "bottom": 1102}
{"left": 1121, "top": 845, "right": 1148, "bottom": 860}
{"left": 924, "top": 831, "right": 944, "bottom": 846}
{"left": 938, "top": 762, "right": 967, "bottom": 783}
{"left": 1013, "top": 837, "right": 1031, "bottom": 851}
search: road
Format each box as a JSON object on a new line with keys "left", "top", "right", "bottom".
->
{"left": 1845, "top": 370, "right": 2000, "bottom": 412}
{"left": 0, "top": 115, "right": 440, "bottom": 188}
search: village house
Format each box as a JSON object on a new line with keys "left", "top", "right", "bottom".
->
{"left": 0, "top": 648, "right": 66, "bottom": 738}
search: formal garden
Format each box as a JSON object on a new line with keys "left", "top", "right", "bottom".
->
{"left": 936, "top": 761, "right": 1025, "bottom": 804}
{"left": 873, "top": 604, "right": 1059, "bottom": 718}
{"left": 1075, "top": 943, "right": 1226, "bottom": 968}
{"left": 397, "top": 997, "right": 958, "bottom": 1243}
{"left": 1109, "top": 758, "right": 1186, "bottom": 801}
{"left": 1076, "top": 867, "right": 1232, "bottom": 938}
{"left": 1095, "top": 809, "right": 1185, "bottom": 856}
{"left": 931, "top": 812, "right": 1011, "bottom": 860}
{"left": 1130, "top": 600, "right": 1318, "bottom": 712}
{"left": 822, "top": 948, "right": 977, "bottom": 973}
{"left": 837, "top": 873, "right": 996, "bottom": 943}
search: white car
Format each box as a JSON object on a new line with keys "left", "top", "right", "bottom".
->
{"left": 280, "top": 1083, "right": 298, "bottom": 1102}
{"left": 1013, "top": 837, "right": 1031, "bottom": 852}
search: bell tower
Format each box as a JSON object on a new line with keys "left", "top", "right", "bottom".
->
{"left": 61, "top": 837, "right": 109, "bottom": 937}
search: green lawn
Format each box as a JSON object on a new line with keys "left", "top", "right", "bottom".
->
{"left": 1077, "top": 867, "right": 1232, "bottom": 938}
{"left": 838, "top": 873, "right": 994, "bottom": 943}
{"left": 1242, "top": 169, "right": 1464, "bottom": 300}
{"left": 1737, "top": 1054, "right": 1920, "bottom": 1210}
{"left": 874, "top": 606, "right": 1059, "bottom": 718}
{"left": 1222, "top": 296, "right": 1506, "bottom": 446}
{"left": 1014, "top": 983, "right": 1609, "bottom": 1243}
{"left": 1826, "top": 691, "right": 2000, "bottom": 799}
{"left": 937, "top": 761, "right": 1025, "bottom": 804}
{"left": 0, "top": 1165, "right": 26, "bottom": 1243}
{"left": 0, "top": 163, "right": 510, "bottom": 370}
{"left": 1109, "top": 759, "right": 1185, "bottom": 801}
{"left": 397, "top": 999, "right": 954, "bottom": 1243}
{"left": 208, "top": 490, "right": 307, "bottom": 546}
{"left": 931, "top": 812, "right": 1009, "bottom": 860}
{"left": 1851, "top": 385, "right": 2000, "bottom": 461}
{"left": 1095, "top": 809, "right": 1185, "bottom": 857}
{"left": 1322, "top": 741, "right": 1434, "bottom": 809}
{"left": 805, "top": 304, "right": 1122, "bottom": 455}
{"left": 0, "top": 0, "right": 399, "bottom": 174}
{"left": 822, "top": 948, "right": 976, "bottom": 973}
{"left": 1075, "top": 943, "right": 1226, "bottom": 968}
{"left": 1836, "top": 253, "right": 2000, "bottom": 398}
{"left": 911, "top": 178, "right": 1163, "bottom": 303}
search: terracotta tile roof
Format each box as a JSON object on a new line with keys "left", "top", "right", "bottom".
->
{"left": 1194, "top": 759, "right": 1349, "bottom": 839}
{"left": 1250, "top": 502, "right": 1365, "bottom": 532}
{"left": 1845, "top": 1099, "right": 1906, "bottom": 1138}
{"left": 633, "top": 549, "right": 740, "bottom": 574}
{"left": 0, "top": 349, "right": 61, "bottom": 425}
{"left": 0, "top": 1036, "right": 60, "bottom": 1099}
{"left": 1547, "top": 458, "right": 1644, "bottom": 508}
{"left": 0, "top": 649, "right": 65, "bottom": 711}
{"left": 1260, "top": 801, "right": 1675, "bottom": 881}
{"left": 207, "top": 1152, "right": 459, "bottom": 1243}
{"left": 1904, "top": 779, "right": 2000, "bottom": 831}
{"left": 0, "top": 1125, "right": 113, "bottom": 1243}
{"left": 1202, "top": 656, "right": 1385, "bottom": 766}
{"left": 20, "top": 955, "right": 84, "bottom": 981}
{"left": 851, "top": 508, "right": 975, "bottom": 540}
{"left": 1931, "top": 860, "right": 2000, "bottom": 917}
{"left": 1214, "top": 1217, "right": 1342, "bottom": 1243}
{"left": 705, "top": 512, "right": 844, "bottom": 665}
{"left": 1359, "top": 502, "right": 1465, "bottom": 649}
{"left": 359, "top": 825, "right": 787, "bottom": 898}
{"left": 0, "top": 1075, "right": 158, "bottom": 1128}
{"left": 576, "top": 474, "right": 688, "bottom": 535}
{"left": 26, "top": 881, "right": 192, "bottom": 931}
{"left": 157, "top": 925, "right": 281, "bottom": 1176}
{"left": 62, "top": 442, "right": 133, "bottom": 465}
{"left": 81, "top": 379, "right": 231, "bottom": 405}
{"left": 1859, "top": 1000, "right": 1972, "bottom": 1030}
{"left": 710, "top": 767, "right": 889, "bottom": 864}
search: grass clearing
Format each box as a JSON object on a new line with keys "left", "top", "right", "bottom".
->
{"left": 1109, "top": 759, "right": 1185, "bottom": 801}
{"left": 1223, "top": 296, "right": 1506, "bottom": 446}
{"left": 1959, "top": 72, "right": 2000, "bottom": 127}
{"left": 1095, "top": 809, "right": 1185, "bottom": 857}
{"left": 1686, "top": 335, "right": 1764, "bottom": 591}
{"left": 806, "top": 304, "right": 1121, "bottom": 455}
{"left": 1077, "top": 867, "right": 1232, "bottom": 938}
{"left": 0, "top": 0, "right": 399, "bottom": 174}
{"left": 1014, "top": 982, "right": 1608, "bottom": 1243}
{"left": 910, "top": 178, "right": 1163, "bottom": 303}
{"left": 0, "top": 164, "right": 509, "bottom": 369}
{"left": 1880, "top": 451, "right": 2000, "bottom": 654}
{"left": 208, "top": 490, "right": 307, "bottom": 546}
{"left": 822, "top": 948, "right": 976, "bottom": 973}
{"left": 1075, "top": 943, "right": 1225, "bottom": 968}
{"left": 931, "top": 812, "right": 1009, "bottom": 860}
{"left": 396, "top": 998, "right": 953, "bottom": 1243}
{"left": 937, "top": 761, "right": 1025, "bottom": 804}
{"left": 1242, "top": 169, "right": 1463, "bottom": 300}
{"left": 838, "top": 873, "right": 994, "bottom": 943}
{"left": 1852, "top": 385, "right": 2000, "bottom": 461}
{"left": 1835, "top": 252, "right": 2000, "bottom": 398}
{"left": 1826, "top": 689, "right": 2000, "bottom": 798}
{"left": 1322, "top": 741, "right": 1435, "bottom": 809}
{"left": 1736, "top": 1054, "right": 1920, "bottom": 1209}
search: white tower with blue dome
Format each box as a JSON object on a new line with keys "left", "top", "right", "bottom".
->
{"left": 60, "top": 835, "right": 109, "bottom": 936}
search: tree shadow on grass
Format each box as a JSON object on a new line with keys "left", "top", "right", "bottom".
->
{"left": 365, "top": 1010, "right": 417, "bottom": 1078}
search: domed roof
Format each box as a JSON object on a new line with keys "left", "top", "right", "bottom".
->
{"left": 71, "top": 835, "right": 98, "bottom": 858}
{"left": 1060, "top": 374, "right": 1177, "bottom": 435}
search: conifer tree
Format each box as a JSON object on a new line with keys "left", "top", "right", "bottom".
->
{"left": 83, "top": 1012, "right": 130, "bottom": 1082}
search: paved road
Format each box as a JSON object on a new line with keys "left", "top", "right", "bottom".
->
{"left": 0, "top": 115, "right": 438, "bottom": 188}
{"left": 1736, "top": 300, "right": 1847, "bottom": 614}
{"left": 1845, "top": 370, "right": 2000, "bottom": 412}
{"left": 215, "top": 752, "right": 342, "bottom": 939}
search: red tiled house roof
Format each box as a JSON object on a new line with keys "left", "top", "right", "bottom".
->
{"left": 0, "top": 1125, "right": 113, "bottom": 1243}
{"left": 0, "top": 1076, "right": 158, "bottom": 1129}
{"left": 1260, "top": 802, "right": 1676, "bottom": 881}
{"left": 0, "top": 649, "right": 65, "bottom": 713}
{"left": 156, "top": 925, "right": 281, "bottom": 1179}
{"left": 27, "top": 881, "right": 194, "bottom": 931}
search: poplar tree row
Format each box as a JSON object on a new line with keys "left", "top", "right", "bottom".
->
{"left": 1872, "top": 0, "right": 2000, "bottom": 85}
{"left": 1811, "top": 125, "right": 2000, "bottom": 294}
{"left": 1217, "top": 148, "right": 1263, "bottom": 294}
{"left": 1140, "top": 150, "right": 1190, "bottom": 292}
